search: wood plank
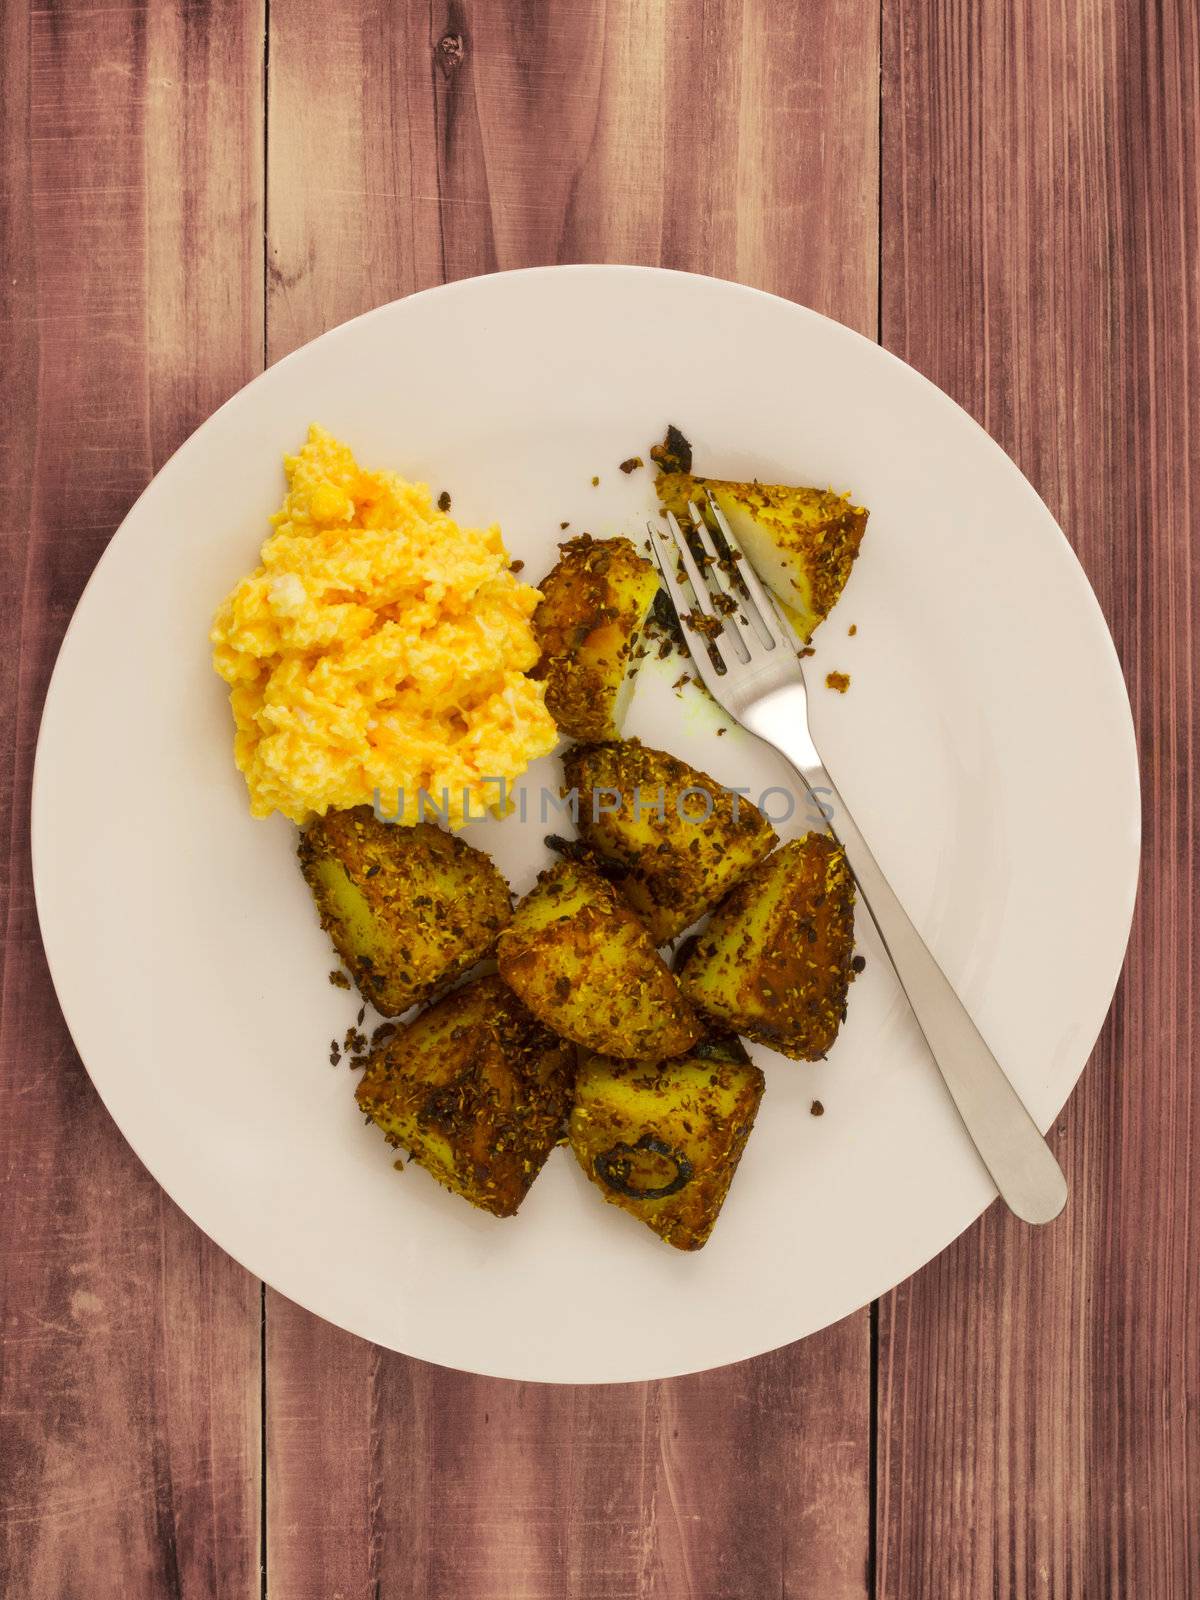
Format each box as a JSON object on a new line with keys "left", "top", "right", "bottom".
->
{"left": 268, "top": 1329, "right": 874, "bottom": 1599}
{"left": 0, "top": 3, "right": 265, "bottom": 1596}
{"left": 877, "top": 0, "right": 1199, "bottom": 1593}
{"left": 264, "top": 2, "right": 878, "bottom": 1596}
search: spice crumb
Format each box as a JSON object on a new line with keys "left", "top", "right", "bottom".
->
{"left": 682, "top": 609, "right": 723, "bottom": 641}
{"left": 715, "top": 726, "right": 727, "bottom": 737}
{"left": 437, "top": 490, "right": 452, "bottom": 512}
{"left": 851, "top": 954, "right": 867, "bottom": 973}
{"left": 848, "top": 623, "right": 857, "bottom": 636}
{"left": 328, "top": 969, "right": 351, "bottom": 990}
{"left": 798, "top": 645, "right": 816, "bottom": 659}
{"left": 619, "top": 456, "right": 644, "bottom": 474}
{"left": 591, "top": 475, "right": 600, "bottom": 487}
{"left": 810, "top": 1099, "right": 825, "bottom": 1117}
{"left": 510, "top": 558, "right": 525, "bottom": 573}
{"left": 560, "top": 520, "right": 570, "bottom": 530}
{"left": 825, "top": 670, "right": 851, "bottom": 694}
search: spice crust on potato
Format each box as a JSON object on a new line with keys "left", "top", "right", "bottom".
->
{"left": 677, "top": 833, "right": 857, "bottom": 1060}
{"left": 564, "top": 739, "right": 777, "bottom": 944}
{"left": 355, "top": 974, "right": 575, "bottom": 1217}
{"left": 530, "top": 534, "right": 660, "bottom": 740}
{"left": 299, "top": 808, "right": 511, "bottom": 1016}
{"left": 496, "top": 857, "right": 701, "bottom": 1062}
{"left": 653, "top": 426, "right": 867, "bottom": 642}
{"left": 570, "top": 1036, "right": 765, "bottom": 1250}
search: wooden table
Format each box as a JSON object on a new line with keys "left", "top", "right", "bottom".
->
{"left": 2, "top": 2, "right": 1196, "bottom": 1594}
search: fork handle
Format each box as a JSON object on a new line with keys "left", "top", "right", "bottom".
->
{"left": 749, "top": 703, "right": 1068, "bottom": 1224}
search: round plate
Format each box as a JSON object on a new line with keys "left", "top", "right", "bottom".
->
{"left": 33, "top": 267, "right": 1139, "bottom": 1383}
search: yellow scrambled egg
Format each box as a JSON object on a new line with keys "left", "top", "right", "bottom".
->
{"left": 211, "top": 426, "right": 557, "bottom": 826}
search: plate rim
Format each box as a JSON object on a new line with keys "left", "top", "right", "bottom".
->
{"left": 31, "top": 264, "right": 1141, "bottom": 1381}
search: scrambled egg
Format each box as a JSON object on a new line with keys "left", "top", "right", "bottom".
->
{"left": 211, "top": 426, "right": 557, "bottom": 826}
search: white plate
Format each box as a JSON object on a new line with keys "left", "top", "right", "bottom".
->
{"left": 33, "top": 267, "right": 1139, "bottom": 1383}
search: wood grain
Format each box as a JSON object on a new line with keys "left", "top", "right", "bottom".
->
{"left": 0, "top": 3, "right": 264, "bottom": 1596}
{"left": 877, "top": 0, "right": 1199, "bottom": 1594}
{"left": 264, "top": 3, "right": 877, "bottom": 1597}
{"left": 266, "top": 1322, "right": 872, "bottom": 1600}
{"left": 4, "top": 0, "right": 1198, "bottom": 1594}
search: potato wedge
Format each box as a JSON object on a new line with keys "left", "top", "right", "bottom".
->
{"left": 356, "top": 974, "right": 574, "bottom": 1217}
{"left": 531, "top": 534, "right": 660, "bottom": 739}
{"left": 299, "top": 808, "right": 511, "bottom": 1015}
{"left": 677, "top": 833, "right": 857, "bottom": 1060}
{"left": 564, "top": 740, "right": 777, "bottom": 943}
{"left": 496, "top": 858, "right": 701, "bottom": 1062}
{"left": 570, "top": 1036, "right": 765, "bottom": 1250}
{"left": 653, "top": 427, "right": 868, "bottom": 641}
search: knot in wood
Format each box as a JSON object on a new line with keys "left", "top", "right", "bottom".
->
{"left": 436, "top": 33, "right": 465, "bottom": 77}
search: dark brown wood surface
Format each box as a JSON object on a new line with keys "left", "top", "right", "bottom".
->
{"left": 1, "top": 1, "right": 1194, "bottom": 1596}
{"left": 876, "top": 3, "right": 1199, "bottom": 1595}
{"left": 1, "top": 4, "right": 265, "bottom": 1597}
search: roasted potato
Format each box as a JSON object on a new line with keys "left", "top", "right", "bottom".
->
{"left": 677, "top": 833, "right": 857, "bottom": 1060}
{"left": 356, "top": 974, "right": 575, "bottom": 1217}
{"left": 569, "top": 1036, "right": 765, "bottom": 1250}
{"left": 299, "top": 808, "right": 511, "bottom": 1015}
{"left": 564, "top": 740, "right": 777, "bottom": 944}
{"left": 653, "top": 426, "right": 868, "bottom": 641}
{"left": 531, "top": 534, "right": 661, "bottom": 739}
{"left": 496, "top": 858, "right": 701, "bottom": 1062}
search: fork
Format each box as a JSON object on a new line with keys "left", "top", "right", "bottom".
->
{"left": 649, "top": 493, "right": 1068, "bottom": 1225}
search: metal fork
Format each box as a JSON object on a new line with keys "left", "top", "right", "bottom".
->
{"left": 649, "top": 493, "right": 1068, "bottom": 1224}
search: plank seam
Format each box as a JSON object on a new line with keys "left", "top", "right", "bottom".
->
{"left": 261, "top": 1280, "right": 268, "bottom": 1600}
{"left": 871, "top": 0, "right": 884, "bottom": 1590}
{"left": 868, "top": 1298, "right": 880, "bottom": 1598}
{"left": 262, "top": 0, "right": 271, "bottom": 375}
{"left": 260, "top": 9, "right": 271, "bottom": 1600}
{"left": 877, "top": 0, "right": 884, "bottom": 348}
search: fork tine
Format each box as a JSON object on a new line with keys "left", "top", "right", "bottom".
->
{"left": 663, "top": 510, "right": 754, "bottom": 667}
{"left": 703, "top": 490, "right": 795, "bottom": 648}
{"left": 645, "top": 520, "right": 732, "bottom": 704}
{"left": 663, "top": 510, "right": 719, "bottom": 619}
{"left": 685, "top": 500, "right": 774, "bottom": 652}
